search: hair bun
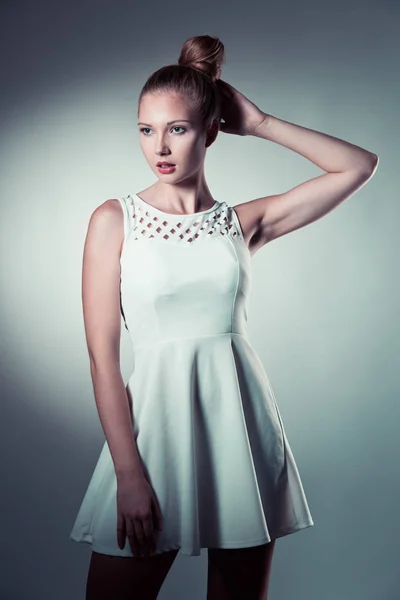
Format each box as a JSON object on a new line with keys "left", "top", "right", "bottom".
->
{"left": 178, "top": 35, "right": 224, "bottom": 82}
{"left": 187, "top": 61, "right": 216, "bottom": 79}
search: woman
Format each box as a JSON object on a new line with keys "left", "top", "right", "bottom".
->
{"left": 69, "top": 35, "right": 378, "bottom": 600}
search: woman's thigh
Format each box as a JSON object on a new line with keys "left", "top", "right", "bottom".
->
{"left": 86, "top": 548, "right": 179, "bottom": 600}
{"left": 206, "top": 540, "right": 276, "bottom": 600}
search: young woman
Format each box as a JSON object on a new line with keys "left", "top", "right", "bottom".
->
{"left": 69, "top": 35, "right": 378, "bottom": 600}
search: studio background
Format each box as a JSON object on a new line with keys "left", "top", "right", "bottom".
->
{"left": 0, "top": 1, "right": 398, "bottom": 599}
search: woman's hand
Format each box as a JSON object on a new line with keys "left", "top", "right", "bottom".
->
{"left": 116, "top": 471, "right": 163, "bottom": 557}
{"left": 216, "top": 79, "right": 268, "bottom": 136}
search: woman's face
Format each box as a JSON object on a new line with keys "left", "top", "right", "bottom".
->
{"left": 137, "top": 91, "right": 218, "bottom": 183}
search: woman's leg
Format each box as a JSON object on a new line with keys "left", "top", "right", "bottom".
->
{"left": 86, "top": 548, "right": 179, "bottom": 600}
{"left": 206, "top": 540, "right": 276, "bottom": 600}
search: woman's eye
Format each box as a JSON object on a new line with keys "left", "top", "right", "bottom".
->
{"left": 139, "top": 126, "right": 186, "bottom": 135}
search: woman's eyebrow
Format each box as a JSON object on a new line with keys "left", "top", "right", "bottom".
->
{"left": 137, "top": 119, "right": 192, "bottom": 126}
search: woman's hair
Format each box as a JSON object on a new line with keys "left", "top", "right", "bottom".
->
{"left": 138, "top": 35, "right": 226, "bottom": 131}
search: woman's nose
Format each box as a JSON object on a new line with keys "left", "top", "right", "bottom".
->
{"left": 156, "top": 145, "right": 171, "bottom": 156}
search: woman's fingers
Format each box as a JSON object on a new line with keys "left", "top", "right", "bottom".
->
{"left": 116, "top": 484, "right": 163, "bottom": 556}
{"left": 117, "top": 515, "right": 155, "bottom": 556}
{"left": 117, "top": 512, "right": 126, "bottom": 549}
{"left": 141, "top": 515, "right": 156, "bottom": 556}
{"left": 128, "top": 517, "right": 158, "bottom": 557}
{"left": 129, "top": 519, "right": 145, "bottom": 556}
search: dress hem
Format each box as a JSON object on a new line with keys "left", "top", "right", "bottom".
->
{"left": 69, "top": 520, "right": 314, "bottom": 557}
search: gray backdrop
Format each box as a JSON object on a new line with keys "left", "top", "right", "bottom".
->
{"left": 0, "top": 0, "right": 398, "bottom": 599}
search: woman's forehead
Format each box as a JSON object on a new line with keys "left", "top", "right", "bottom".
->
{"left": 139, "top": 93, "right": 197, "bottom": 121}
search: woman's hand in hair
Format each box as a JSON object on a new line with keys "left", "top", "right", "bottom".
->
{"left": 217, "top": 79, "right": 268, "bottom": 137}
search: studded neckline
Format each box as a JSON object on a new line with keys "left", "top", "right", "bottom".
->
{"left": 132, "top": 193, "right": 220, "bottom": 217}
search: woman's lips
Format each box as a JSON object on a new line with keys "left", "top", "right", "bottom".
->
{"left": 157, "top": 164, "right": 176, "bottom": 173}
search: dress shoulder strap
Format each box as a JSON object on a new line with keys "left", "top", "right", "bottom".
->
{"left": 115, "top": 194, "right": 136, "bottom": 248}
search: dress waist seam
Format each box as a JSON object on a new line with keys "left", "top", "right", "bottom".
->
{"left": 132, "top": 331, "right": 248, "bottom": 351}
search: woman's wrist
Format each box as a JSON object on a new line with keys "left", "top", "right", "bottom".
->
{"left": 251, "top": 113, "right": 273, "bottom": 138}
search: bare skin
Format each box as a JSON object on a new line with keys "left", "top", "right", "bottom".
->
{"left": 207, "top": 541, "right": 276, "bottom": 600}
{"left": 86, "top": 549, "right": 179, "bottom": 600}
{"left": 86, "top": 540, "right": 276, "bottom": 600}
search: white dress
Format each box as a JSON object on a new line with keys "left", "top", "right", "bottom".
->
{"left": 69, "top": 193, "right": 314, "bottom": 557}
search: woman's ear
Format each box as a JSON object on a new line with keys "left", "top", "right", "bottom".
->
{"left": 205, "top": 118, "right": 219, "bottom": 148}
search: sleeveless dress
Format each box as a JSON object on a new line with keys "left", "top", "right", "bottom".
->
{"left": 69, "top": 193, "right": 314, "bottom": 557}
